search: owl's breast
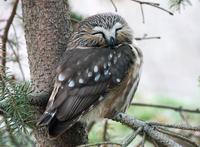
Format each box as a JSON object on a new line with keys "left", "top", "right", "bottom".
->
{"left": 100, "top": 63, "right": 140, "bottom": 118}
{"left": 81, "top": 63, "right": 141, "bottom": 123}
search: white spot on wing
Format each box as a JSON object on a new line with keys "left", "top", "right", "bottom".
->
{"left": 104, "top": 69, "right": 109, "bottom": 75}
{"left": 118, "top": 52, "right": 121, "bottom": 58}
{"left": 114, "top": 56, "right": 117, "bottom": 64}
{"left": 44, "top": 111, "right": 56, "bottom": 117}
{"left": 108, "top": 53, "right": 113, "bottom": 60}
{"left": 103, "top": 63, "right": 107, "bottom": 69}
{"left": 94, "top": 65, "right": 98, "bottom": 72}
{"left": 94, "top": 74, "right": 101, "bottom": 81}
{"left": 68, "top": 80, "right": 75, "bottom": 87}
{"left": 116, "top": 78, "right": 121, "bottom": 83}
{"left": 76, "top": 61, "right": 80, "bottom": 65}
{"left": 88, "top": 71, "right": 93, "bottom": 77}
{"left": 108, "top": 62, "right": 111, "bottom": 67}
{"left": 79, "top": 78, "right": 84, "bottom": 84}
{"left": 58, "top": 73, "right": 65, "bottom": 81}
{"left": 86, "top": 68, "right": 89, "bottom": 73}
{"left": 99, "top": 96, "right": 104, "bottom": 101}
{"left": 89, "top": 105, "right": 94, "bottom": 111}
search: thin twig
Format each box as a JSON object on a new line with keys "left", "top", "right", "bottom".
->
{"left": 151, "top": 139, "right": 159, "bottom": 147}
{"left": 179, "top": 111, "right": 190, "bottom": 126}
{"left": 135, "top": 141, "right": 142, "bottom": 147}
{"left": 148, "top": 122, "right": 200, "bottom": 132}
{"left": 110, "top": 0, "right": 118, "bottom": 12}
{"left": 0, "top": 107, "right": 6, "bottom": 115}
{"left": 140, "top": 3, "right": 145, "bottom": 23}
{"left": 103, "top": 120, "right": 109, "bottom": 141}
{"left": 157, "top": 127, "right": 199, "bottom": 147}
{"left": 87, "top": 121, "right": 96, "bottom": 132}
{"left": 131, "top": 102, "right": 200, "bottom": 114}
{"left": 0, "top": 19, "right": 7, "bottom": 22}
{"left": 16, "top": 13, "right": 23, "bottom": 20}
{"left": 11, "top": 23, "right": 25, "bottom": 80}
{"left": 135, "top": 36, "right": 161, "bottom": 40}
{"left": 70, "top": 18, "right": 80, "bottom": 24}
{"left": 8, "top": 41, "right": 25, "bottom": 80}
{"left": 131, "top": 0, "right": 160, "bottom": 6}
{"left": 0, "top": 0, "right": 19, "bottom": 77}
{"left": 122, "top": 127, "right": 143, "bottom": 147}
{"left": 78, "top": 142, "right": 122, "bottom": 147}
{"left": 141, "top": 131, "right": 146, "bottom": 147}
{"left": 130, "top": 0, "right": 173, "bottom": 15}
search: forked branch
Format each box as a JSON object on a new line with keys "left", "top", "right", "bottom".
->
{"left": 113, "top": 112, "right": 200, "bottom": 146}
{"left": 110, "top": 0, "right": 173, "bottom": 23}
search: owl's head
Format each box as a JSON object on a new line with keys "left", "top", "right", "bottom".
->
{"left": 70, "top": 13, "right": 133, "bottom": 48}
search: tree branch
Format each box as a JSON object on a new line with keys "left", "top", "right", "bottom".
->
{"left": 148, "top": 122, "right": 200, "bottom": 132}
{"left": 135, "top": 36, "right": 161, "bottom": 41}
{"left": 113, "top": 112, "right": 182, "bottom": 146}
{"left": 132, "top": 102, "right": 200, "bottom": 114}
{"left": 103, "top": 120, "right": 109, "bottom": 141}
{"left": 0, "top": 0, "right": 19, "bottom": 77}
{"left": 78, "top": 142, "right": 122, "bottom": 147}
{"left": 122, "top": 127, "right": 142, "bottom": 147}
{"left": 139, "top": 3, "right": 145, "bottom": 23}
{"left": 110, "top": 0, "right": 118, "bottom": 12}
{"left": 130, "top": 0, "right": 173, "bottom": 15}
{"left": 157, "top": 127, "right": 199, "bottom": 147}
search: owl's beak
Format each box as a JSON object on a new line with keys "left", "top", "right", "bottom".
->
{"left": 107, "top": 36, "right": 116, "bottom": 48}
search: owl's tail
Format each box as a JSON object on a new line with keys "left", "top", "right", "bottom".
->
{"left": 37, "top": 110, "right": 56, "bottom": 126}
{"left": 48, "top": 117, "right": 77, "bottom": 138}
{"left": 37, "top": 83, "right": 60, "bottom": 126}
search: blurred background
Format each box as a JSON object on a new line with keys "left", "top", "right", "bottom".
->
{"left": 1, "top": 0, "right": 200, "bottom": 101}
{"left": 0, "top": 0, "right": 200, "bottom": 146}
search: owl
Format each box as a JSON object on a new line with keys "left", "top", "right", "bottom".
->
{"left": 37, "top": 13, "right": 143, "bottom": 138}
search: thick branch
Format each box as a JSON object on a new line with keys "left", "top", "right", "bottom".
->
{"left": 113, "top": 112, "right": 182, "bottom": 147}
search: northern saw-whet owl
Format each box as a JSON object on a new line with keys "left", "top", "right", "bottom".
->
{"left": 37, "top": 13, "right": 143, "bottom": 138}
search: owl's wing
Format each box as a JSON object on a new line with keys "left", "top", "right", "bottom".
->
{"left": 37, "top": 44, "right": 135, "bottom": 137}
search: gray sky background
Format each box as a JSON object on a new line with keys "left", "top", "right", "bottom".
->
{"left": 1, "top": 0, "right": 200, "bottom": 103}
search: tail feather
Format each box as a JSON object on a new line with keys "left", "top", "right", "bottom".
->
{"left": 37, "top": 82, "right": 60, "bottom": 126}
{"left": 48, "top": 117, "right": 78, "bottom": 138}
{"left": 37, "top": 110, "right": 56, "bottom": 126}
{"left": 46, "top": 82, "right": 61, "bottom": 108}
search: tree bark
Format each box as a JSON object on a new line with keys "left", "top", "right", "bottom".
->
{"left": 21, "top": 0, "right": 88, "bottom": 146}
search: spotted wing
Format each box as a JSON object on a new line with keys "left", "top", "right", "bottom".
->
{"left": 37, "top": 44, "right": 136, "bottom": 137}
